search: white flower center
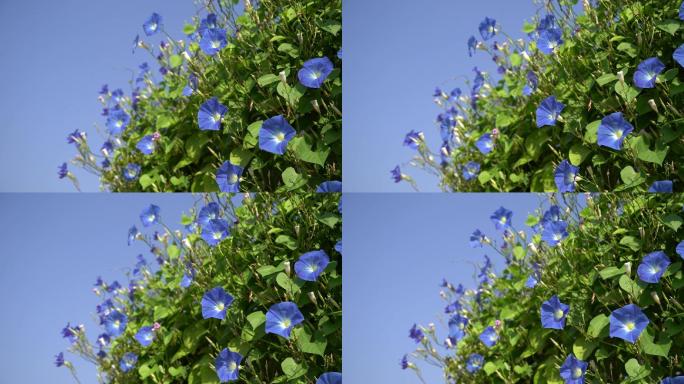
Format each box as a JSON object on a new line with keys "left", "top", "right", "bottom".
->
{"left": 554, "top": 309, "right": 564, "bottom": 320}
{"left": 228, "top": 361, "right": 237, "bottom": 372}
{"left": 624, "top": 321, "right": 635, "bottom": 331}
{"left": 213, "top": 231, "right": 223, "bottom": 240}
{"left": 211, "top": 40, "right": 220, "bottom": 49}
{"left": 275, "top": 132, "right": 285, "bottom": 143}
{"left": 572, "top": 367, "right": 582, "bottom": 379}
{"left": 229, "top": 174, "right": 239, "bottom": 184}
{"left": 613, "top": 129, "right": 623, "bottom": 140}
{"left": 280, "top": 318, "right": 292, "bottom": 329}
{"left": 215, "top": 302, "right": 225, "bottom": 312}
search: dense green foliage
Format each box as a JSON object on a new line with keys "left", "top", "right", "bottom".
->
{"left": 403, "top": 0, "right": 684, "bottom": 192}
{"left": 62, "top": 193, "right": 341, "bottom": 383}
{"left": 404, "top": 193, "right": 684, "bottom": 383}
{"left": 67, "top": 0, "right": 341, "bottom": 192}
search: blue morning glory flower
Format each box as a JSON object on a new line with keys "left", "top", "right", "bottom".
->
{"left": 136, "top": 135, "right": 155, "bottom": 155}
{"left": 479, "top": 326, "right": 498, "bottom": 348}
{"left": 637, "top": 251, "right": 671, "bottom": 283}
{"left": 183, "top": 74, "right": 199, "bottom": 96}
{"left": 540, "top": 295, "right": 569, "bottom": 329}
{"left": 479, "top": 17, "right": 497, "bottom": 40}
{"left": 674, "top": 44, "right": 684, "bottom": 67}
{"left": 201, "top": 219, "right": 230, "bottom": 246}
{"left": 334, "top": 240, "right": 342, "bottom": 254}
{"left": 201, "top": 286, "right": 234, "bottom": 320}
{"left": 661, "top": 377, "right": 684, "bottom": 384}
{"left": 317, "top": 181, "right": 342, "bottom": 193}
{"left": 119, "top": 352, "right": 138, "bottom": 373}
{"left": 143, "top": 13, "right": 162, "bottom": 36}
{"left": 681, "top": 1, "right": 684, "bottom": 20}
{"left": 633, "top": 57, "right": 665, "bottom": 89}
{"left": 58, "top": 163, "right": 68, "bottom": 179}
{"left": 265, "top": 301, "right": 304, "bottom": 339}
{"left": 140, "top": 204, "right": 160, "bottom": 227}
{"left": 54, "top": 352, "right": 65, "bottom": 367}
{"left": 555, "top": 160, "right": 579, "bottom": 192}
{"left": 298, "top": 57, "right": 334, "bottom": 88}
{"left": 537, "top": 14, "right": 557, "bottom": 33}
{"left": 198, "top": 13, "right": 218, "bottom": 36}
{"left": 475, "top": 133, "right": 493, "bottom": 155}
{"left": 317, "top": 372, "right": 342, "bottom": 384}
{"left": 466, "top": 354, "right": 484, "bottom": 373}
{"left": 470, "top": 229, "right": 486, "bottom": 248}
{"left": 559, "top": 353, "right": 587, "bottom": 384}
{"left": 391, "top": 165, "right": 403, "bottom": 183}
{"left": 180, "top": 272, "right": 194, "bottom": 288}
{"left": 123, "top": 163, "right": 141, "bottom": 181}
{"left": 104, "top": 311, "right": 128, "bottom": 337}
{"left": 448, "top": 314, "right": 468, "bottom": 342}
{"left": 215, "top": 348, "right": 242, "bottom": 382}
{"left": 597, "top": 112, "right": 634, "bottom": 150}
{"left": 526, "top": 274, "right": 539, "bottom": 288}
{"left": 106, "top": 108, "right": 130, "bottom": 135}
{"left": 462, "top": 161, "right": 481, "bottom": 181}
{"left": 135, "top": 326, "right": 155, "bottom": 347}
{"left": 537, "top": 28, "right": 563, "bottom": 55}
{"left": 127, "top": 226, "right": 138, "bottom": 246}
{"left": 61, "top": 323, "right": 81, "bottom": 344}
{"left": 542, "top": 221, "right": 568, "bottom": 247}
{"left": 198, "top": 97, "right": 228, "bottom": 131}
{"left": 648, "top": 180, "right": 673, "bottom": 193}
{"left": 609, "top": 304, "right": 649, "bottom": 343}
{"left": 198, "top": 202, "right": 221, "bottom": 226}
{"left": 490, "top": 207, "right": 512, "bottom": 230}
{"left": 676, "top": 241, "right": 684, "bottom": 259}
{"left": 294, "top": 250, "right": 330, "bottom": 281}
{"left": 258, "top": 115, "right": 296, "bottom": 155}
{"left": 403, "top": 130, "right": 422, "bottom": 149}
{"left": 536, "top": 96, "right": 565, "bottom": 127}
{"left": 408, "top": 324, "right": 424, "bottom": 343}
{"left": 468, "top": 36, "right": 478, "bottom": 57}
{"left": 215, "top": 161, "right": 243, "bottom": 192}
{"left": 199, "top": 28, "right": 227, "bottom": 56}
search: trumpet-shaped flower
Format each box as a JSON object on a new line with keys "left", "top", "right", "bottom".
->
{"left": 135, "top": 326, "right": 155, "bottom": 347}
{"left": 661, "top": 376, "right": 684, "bottom": 384}
{"left": 597, "top": 112, "right": 634, "bottom": 150}
{"left": 466, "top": 354, "right": 484, "bottom": 373}
{"left": 448, "top": 314, "right": 468, "bottom": 342}
{"left": 127, "top": 226, "right": 139, "bottom": 246}
{"left": 198, "top": 14, "right": 218, "bottom": 36}
{"left": 198, "top": 202, "right": 221, "bottom": 226}
{"left": 199, "top": 28, "right": 227, "bottom": 56}
{"left": 201, "top": 286, "right": 234, "bottom": 320}
{"left": 479, "top": 326, "right": 498, "bottom": 347}
{"left": 119, "top": 352, "right": 137, "bottom": 373}
{"left": 143, "top": 13, "right": 162, "bottom": 36}
{"left": 555, "top": 160, "right": 579, "bottom": 192}
{"left": 215, "top": 349, "right": 242, "bottom": 382}
{"left": 391, "top": 166, "right": 403, "bottom": 183}
{"left": 633, "top": 57, "right": 665, "bottom": 89}
{"left": 106, "top": 109, "right": 130, "bottom": 135}
{"left": 316, "top": 181, "right": 342, "bottom": 193}
{"left": 198, "top": 97, "right": 228, "bottom": 131}
{"left": 294, "top": 250, "right": 330, "bottom": 281}
{"left": 462, "top": 161, "right": 481, "bottom": 181}
{"left": 123, "top": 163, "right": 141, "bottom": 181}
{"left": 298, "top": 57, "right": 334, "bottom": 88}
{"left": 537, "top": 28, "right": 563, "bottom": 55}
{"left": 540, "top": 295, "right": 569, "bottom": 329}
{"left": 609, "top": 304, "right": 649, "bottom": 343}
{"left": 559, "top": 353, "right": 587, "bottom": 384}
{"left": 215, "top": 161, "right": 243, "bottom": 192}
{"left": 54, "top": 352, "right": 65, "bottom": 367}
{"left": 674, "top": 44, "right": 684, "bottom": 67}
{"left": 104, "top": 311, "right": 128, "bottom": 337}
{"left": 265, "top": 302, "right": 304, "bottom": 339}
{"left": 201, "top": 219, "right": 230, "bottom": 246}
{"left": 258, "top": 115, "right": 296, "bottom": 155}
{"left": 469, "top": 229, "right": 486, "bottom": 248}
{"left": 468, "top": 36, "right": 478, "bottom": 56}
{"left": 536, "top": 96, "right": 564, "bottom": 127}
{"left": 648, "top": 180, "right": 673, "bottom": 193}
{"left": 317, "top": 372, "right": 342, "bottom": 384}
{"left": 677, "top": 240, "right": 684, "bottom": 259}
{"left": 478, "top": 17, "right": 497, "bottom": 40}
{"left": 475, "top": 133, "right": 493, "bottom": 154}
{"left": 136, "top": 135, "right": 155, "bottom": 155}
{"left": 58, "top": 163, "right": 68, "bottom": 179}
{"left": 490, "top": 207, "right": 512, "bottom": 230}
{"left": 403, "top": 130, "right": 422, "bottom": 149}
{"left": 637, "top": 251, "right": 671, "bottom": 283}
{"left": 409, "top": 324, "right": 424, "bottom": 343}
{"left": 140, "top": 204, "right": 160, "bottom": 227}
{"left": 542, "top": 221, "right": 568, "bottom": 247}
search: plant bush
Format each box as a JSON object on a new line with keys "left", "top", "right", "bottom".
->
{"left": 61, "top": 0, "right": 341, "bottom": 192}
{"left": 401, "top": 193, "right": 684, "bottom": 383}
{"left": 56, "top": 192, "right": 342, "bottom": 383}
{"left": 394, "top": 0, "right": 684, "bottom": 192}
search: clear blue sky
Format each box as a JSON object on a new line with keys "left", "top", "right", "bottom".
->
{"left": 343, "top": 193, "right": 549, "bottom": 383}
{"left": 0, "top": 1, "right": 198, "bottom": 192}
{"left": 343, "top": 0, "right": 540, "bottom": 192}
{"left": 0, "top": 193, "right": 200, "bottom": 383}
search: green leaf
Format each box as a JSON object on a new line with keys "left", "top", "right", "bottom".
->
{"left": 169, "top": 54, "right": 183, "bottom": 69}
{"left": 318, "top": 19, "right": 341, "bottom": 36}
{"left": 167, "top": 245, "right": 180, "bottom": 260}
{"left": 618, "top": 274, "right": 642, "bottom": 298}
{"left": 229, "top": 147, "right": 253, "bottom": 168}
{"left": 624, "top": 358, "right": 650, "bottom": 379}
{"left": 620, "top": 236, "right": 641, "bottom": 251}
{"left": 277, "top": 43, "right": 299, "bottom": 58}
{"left": 596, "top": 73, "right": 618, "bottom": 86}
{"left": 583, "top": 120, "right": 601, "bottom": 143}
{"left": 568, "top": 144, "right": 591, "bottom": 166}
{"left": 257, "top": 74, "right": 280, "bottom": 87}
{"left": 525, "top": 214, "right": 540, "bottom": 227}
{"left": 256, "top": 265, "right": 281, "bottom": 277}
{"left": 281, "top": 167, "right": 308, "bottom": 191}
{"left": 275, "top": 235, "right": 297, "bottom": 250}
{"left": 510, "top": 53, "right": 522, "bottom": 67}
{"left": 317, "top": 212, "right": 340, "bottom": 228}
{"left": 276, "top": 272, "right": 302, "bottom": 294}
{"left": 243, "top": 120, "right": 263, "bottom": 148}
{"left": 599, "top": 265, "right": 625, "bottom": 279}
{"left": 573, "top": 337, "right": 598, "bottom": 360}
{"left": 656, "top": 19, "right": 680, "bottom": 35}
{"left": 183, "top": 23, "right": 197, "bottom": 35}
{"left": 139, "top": 174, "right": 154, "bottom": 189}
{"left": 138, "top": 364, "right": 153, "bottom": 379}
{"left": 156, "top": 114, "right": 177, "bottom": 129}
{"left": 615, "top": 81, "right": 640, "bottom": 102}
{"left": 292, "top": 327, "right": 327, "bottom": 356}
{"left": 496, "top": 113, "right": 516, "bottom": 128}
{"left": 513, "top": 245, "right": 526, "bottom": 261}
{"left": 246, "top": 311, "right": 266, "bottom": 330}
{"left": 629, "top": 135, "right": 668, "bottom": 165}
{"left": 639, "top": 327, "right": 671, "bottom": 357}
{"left": 617, "top": 42, "right": 638, "bottom": 58}
{"left": 619, "top": 166, "right": 645, "bottom": 187}
{"left": 289, "top": 136, "right": 330, "bottom": 166}
{"left": 662, "top": 213, "right": 683, "bottom": 231}
{"left": 587, "top": 314, "right": 609, "bottom": 338}
{"left": 280, "top": 358, "right": 307, "bottom": 379}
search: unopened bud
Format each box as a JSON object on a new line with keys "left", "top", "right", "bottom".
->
{"left": 182, "top": 51, "right": 192, "bottom": 62}
{"left": 583, "top": 0, "right": 591, "bottom": 12}
{"left": 528, "top": 242, "right": 539, "bottom": 254}
{"left": 518, "top": 231, "right": 526, "bottom": 240}
{"left": 650, "top": 291, "right": 661, "bottom": 305}
{"left": 278, "top": 70, "right": 287, "bottom": 84}
{"left": 521, "top": 51, "right": 531, "bottom": 62}
{"left": 294, "top": 224, "right": 300, "bottom": 237}
{"left": 445, "top": 338, "right": 453, "bottom": 348}
{"left": 311, "top": 99, "right": 321, "bottom": 114}
{"left": 152, "top": 322, "right": 161, "bottom": 331}
{"left": 182, "top": 238, "right": 192, "bottom": 249}
{"left": 439, "top": 290, "right": 446, "bottom": 299}
{"left": 308, "top": 291, "right": 317, "bottom": 305}
{"left": 284, "top": 261, "right": 291, "bottom": 276}
{"left": 441, "top": 146, "right": 449, "bottom": 157}
{"left": 617, "top": 70, "right": 625, "bottom": 84}
{"left": 648, "top": 99, "right": 659, "bottom": 113}
{"left": 428, "top": 323, "right": 435, "bottom": 332}
{"left": 624, "top": 261, "right": 632, "bottom": 276}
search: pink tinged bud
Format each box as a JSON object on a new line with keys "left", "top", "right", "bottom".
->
{"left": 152, "top": 322, "right": 161, "bottom": 331}
{"left": 152, "top": 132, "right": 161, "bottom": 141}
